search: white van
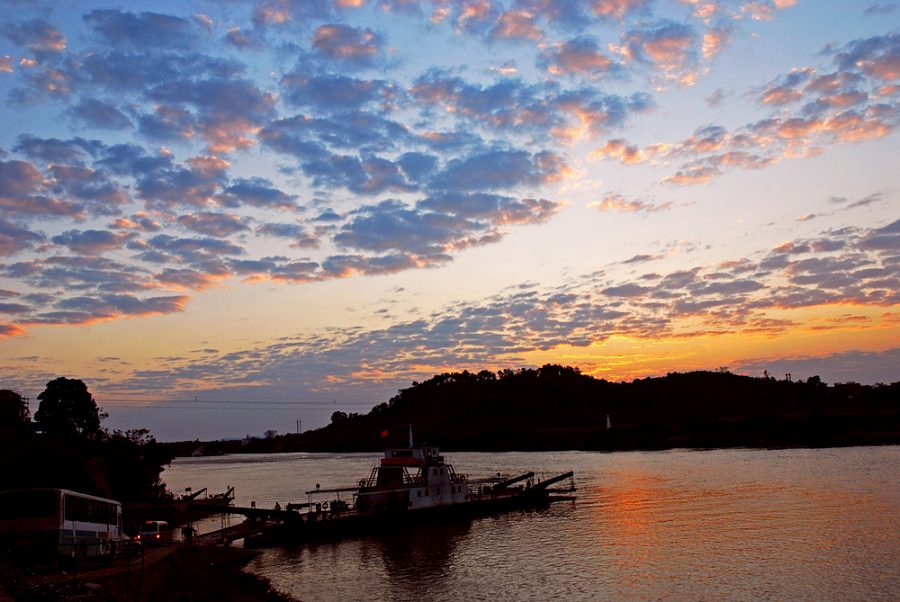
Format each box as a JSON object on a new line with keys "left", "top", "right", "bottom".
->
{"left": 135, "top": 520, "right": 171, "bottom": 545}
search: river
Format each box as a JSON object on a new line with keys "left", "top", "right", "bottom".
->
{"left": 163, "top": 446, "right": 900, "bottom": 601}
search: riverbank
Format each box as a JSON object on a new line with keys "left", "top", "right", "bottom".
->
{"left": 1, "top": 545, "right": 294, "bottom": 601}
{"left": 136, "top": 545, "right": 294, "bottom": 602}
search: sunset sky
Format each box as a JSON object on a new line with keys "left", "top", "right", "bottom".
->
{"left": 1, "top": 0, "right": 898, "bottom": 440}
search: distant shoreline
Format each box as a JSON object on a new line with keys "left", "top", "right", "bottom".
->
{"left": 168, "top": 437, "right": 900, "bottom": 457}
{"left": 161, "top": 369, "right": 899, "bottom": 458}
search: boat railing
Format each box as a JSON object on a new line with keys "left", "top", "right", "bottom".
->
{"left": 359, "top": 467, "right": 424, "bottom": 489}
{"left": 359, "top": 467, "right": 379, "bottom": 489}
{"left": 448, "top": 466, "right": 467, "bottom": 484}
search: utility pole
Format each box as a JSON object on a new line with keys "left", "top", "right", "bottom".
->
{"left": 296, "top": 419, "right": 301, "bottom": 434}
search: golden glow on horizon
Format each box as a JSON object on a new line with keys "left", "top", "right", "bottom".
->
{"left": 3, "top": 284, "right": 898, "bottom": 403}
{"left": 520, "top": 304, "right": 900, "bottom": 382}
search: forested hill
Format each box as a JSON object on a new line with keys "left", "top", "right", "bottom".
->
{"left": 174, "top": 366, "right": 900, "bottom": 454}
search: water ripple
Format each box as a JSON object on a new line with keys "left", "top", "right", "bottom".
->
{"left": 165, "top": 446, "right": 900, "bottom": 601}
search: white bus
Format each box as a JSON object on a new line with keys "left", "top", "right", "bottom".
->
{"left": 0, "top": 488, "right": 123, "bottom": 561}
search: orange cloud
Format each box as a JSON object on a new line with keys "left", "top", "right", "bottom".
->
{"left": 157, "top": 269, "right": 229, "bottom": 291}
{"left": 590, "top": 138, "right": 647, "bottom": 164}
{"left": 201, "top": 118, "right": 261, "bottom": 154}
{"left": 589, "top": 194, "right": 672, "bottom": 213}
{"left": 761, "top": 87, "right": 803, "bottom": 105}
{"left": 0, "top": 323, "right": 26, "bottom": 338}
{"left": 824, "top": 112, "right": 893, "bottom": 142}
{"left": 662, "top": 166, "right": 716, "bottom": 186}
{"left": 776, "top": 117, "right": 823, "bottom": 139}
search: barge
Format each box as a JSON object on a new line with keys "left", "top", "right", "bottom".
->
{"left": 241, "top": 441, "right": 575, "bottom": 546}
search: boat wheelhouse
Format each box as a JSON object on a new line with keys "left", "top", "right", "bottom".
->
{"left": 356, "top": 447, "right": 470, "bottom": 512}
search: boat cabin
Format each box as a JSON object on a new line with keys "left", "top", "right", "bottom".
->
{"left": 381, "top": 447, "right": 441, "bottom": 467}
{"left": 357, "top": 446, "right": 469, "bottom": 512}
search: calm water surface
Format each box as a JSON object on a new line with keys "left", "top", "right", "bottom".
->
{"left": 164, "top": 447, "right": 900, "bottom": 601}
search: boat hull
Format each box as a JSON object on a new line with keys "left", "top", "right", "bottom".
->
{"left": 244, "top": 489, "right": 564, "bottom": 547}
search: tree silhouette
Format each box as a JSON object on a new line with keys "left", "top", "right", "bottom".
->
{"left": 0, "top": 389, "right": 29, "bottom": 432}
{"left": 35, "top": 377, "right": 107, "bottom": 438}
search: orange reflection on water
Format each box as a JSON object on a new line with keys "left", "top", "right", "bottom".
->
{"left": 587, "top": 468, "right": 678, "bottom": 581}
{"left": 584, "top": 451, "right": 900, "bottom": 601}
{"left": 592, "top": 475, "right": 665, "bottom": 537}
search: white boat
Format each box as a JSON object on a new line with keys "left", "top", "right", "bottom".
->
{"left": 241, "top": 435, "right": 575, "bottom": 546}
{"left": 356, "top": 446, "right": 477, "bottom": 512}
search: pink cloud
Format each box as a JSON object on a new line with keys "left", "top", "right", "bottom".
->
{"left": 619, "top": 21, "right": 697, "bottom": 82}
{"left": 454, "top": 0, "right": 499, "bottom": 30}
{"left": 491, "top": 10, "right": 542, "bottom": 40}
{"left": 312, "top": 24, "right": 384, "bottom": 65}
{"left": 740, "top": 2, "right": 774, "bottom": 21}
{"left": 591, "top": 0, "right": 647, "bottom": 19}
{"left": 702, "top": 27, "right": 731, "bottom": 60}
{"left": 544, "top": 37, "right": 616, "bottom": 76}
{"left": 643, "top": 33, "right": 692, "bottom": 68}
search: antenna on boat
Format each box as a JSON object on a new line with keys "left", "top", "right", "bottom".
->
{"left": 408, "top": 424, "right": 414, "bottom": 448}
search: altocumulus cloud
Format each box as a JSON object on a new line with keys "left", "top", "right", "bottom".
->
{"left": 0, "top": 0, "right": 892, "bottom": 346}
